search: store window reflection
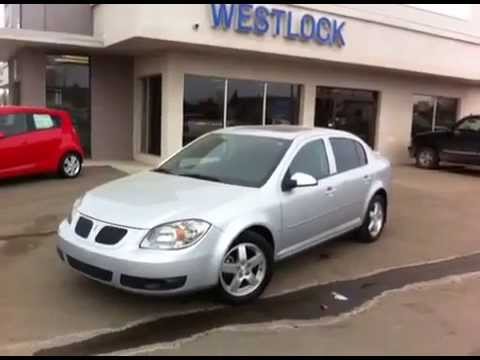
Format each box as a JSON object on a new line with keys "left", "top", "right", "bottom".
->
{"left": 411, "top": 95, "right": 458, "bottom": 136}
{"left": 141, "top": 75, "right": 162, "bottom": 156}
{"left": 183, "top": 75, "right": 225, "bottom": 146}
{"left": 226, "top": 79, "right": 264, "bottom": 127}
{"left": 183, "top": 75, "right": 302, "bottom": 145}
{"left": 46, "top": 55, "right": 91, "bottom": 156}
{"left": 266, "top": 82, "right": 300, "bottom": 125}
{"left": 315, "top": 87, "right": 378, "bottom": 147}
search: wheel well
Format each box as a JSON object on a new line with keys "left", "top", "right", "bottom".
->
{"left": 373, "top": 188, "right": 388, "bottom": 219}
{"left": 240, "top": 225, "right": 275, "bottom": 252}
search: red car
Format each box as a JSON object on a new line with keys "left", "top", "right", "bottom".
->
{"left": 0, "top": 106, "right": 84, "bottom": 181}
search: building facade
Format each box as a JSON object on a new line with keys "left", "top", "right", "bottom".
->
{"left": 1, "top": 4, "right": 480, "bottom": 164}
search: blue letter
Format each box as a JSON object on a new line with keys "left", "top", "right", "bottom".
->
{"left": 315, "top": 17, "right": 331, "bottom": 45}
{"left": 299, "top": 14, "right": 315, "bottom": 41}
{"left": 285, "top": 11, "right": 299, "bottom": 39}
{"left": 270, "top": 8, "right": 286, "bottom": 36}
{"left": 210, "top": 4, "right": 235, "bottom": 30}
{"left": 236, "top": 4, "right": 253, "bottom": 33}
{"left": 332, "top": 20, "right": 346, "bottom": 47}
{"left": 254, "top": 6, "right": 270, "bottom": 34}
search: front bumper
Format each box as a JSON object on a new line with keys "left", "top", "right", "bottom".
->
{"left": 57, "top": 217, "right": 223, "bottom": 295}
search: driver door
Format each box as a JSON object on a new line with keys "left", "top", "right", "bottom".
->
{"left": 442, "top": 116, "right": 480, "bottom": 165}
{"left": 279, "top": 138, "right": 342, "bottom": 256}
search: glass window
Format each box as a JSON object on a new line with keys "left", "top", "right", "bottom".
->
{"left": 411, "top": 95, "right": 458, "bottom": 136}
{"left": 157, "top": 133, "right": 291, "bottom": 188}
{"left": 412, "top": 95, "right": 434, "bottom": 135}
{"left": 183, "top": 75, "right": 225, "bottom": 146}
{"left": 141, "top": 75, "right": 162, "bottom": 156}
{"left": 315, "top": 87, "right": 378, "bottom": 148}
{"left": 46, "top": 55, "right": 90, "bottom": 156}
{"left": 0, "top": 113, "right": 29, "bottom": 136}
{"left": 266, "top": 82, "right": 300, "bottom": 125}
{"left": 288, "top": 139, "right": 330, "bottom": 180}
{"left": 226, "top": 79, "right": 264, "bottom": 127}
{"left": 32, "top": 114, "right": 58, "bottom": 130}
{"left": 456, "top": 116, "right": 480, "bottom": 132}
{"left": 330, "top": 137, "right": 366, "bottom": 173}
{"left": 435, "top": 97, "right": 458, "bottom": 131}
{"left": 354, "top": 141, "right": 368, "bottom": 166}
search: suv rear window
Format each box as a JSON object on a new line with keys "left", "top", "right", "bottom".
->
{"left": 330, "top": 137, "right": 368, "bottom": 173}
{"left": 0, "top": 113, "right": 29, "bottom": 136}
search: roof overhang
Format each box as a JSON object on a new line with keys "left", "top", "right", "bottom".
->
{"left": 0, "top": 28, "right": 104, "bottom": 60}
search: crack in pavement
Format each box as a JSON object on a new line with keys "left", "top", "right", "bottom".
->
{"left": 34, "top": 251, "right": 480, "bottom": 356}
{"left": 0, "top": 230, "right": 56, "bottom": 241}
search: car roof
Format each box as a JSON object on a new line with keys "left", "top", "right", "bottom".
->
{"left": 216, "top": 125, "right": 356, "bottom": 141}
{"left": 0, "top": 105, "right": 66, "bottom": 115}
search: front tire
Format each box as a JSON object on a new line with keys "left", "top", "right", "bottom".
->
{"left": 59, "top": 152, "right": 82, "bottom": 178}
{"left": 357, "top": 194, "right": 386, "bottom": 243}
{"left": 217, "top": 231, "right": 273, "bottom": 305}
{"left": 416, "top": 147, "right": 439, "bottom": 169}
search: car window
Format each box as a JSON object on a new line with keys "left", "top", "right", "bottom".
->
{"left": 32, "top": 114, "right": 59, "bottom": 130}
{"left": 457, "top": 117, "right": 480, "bottom": 132}
{"left": 330, "top": 137, "right": 367, "bottom": 173}
{"left": 288, "top": 139, "right": 330, "bottom": 179}
{"left": 158, "top": 133, "right": 292, "bottom": 188}
{"left": 0, "top": 113, "right": 29, "bottom": 137}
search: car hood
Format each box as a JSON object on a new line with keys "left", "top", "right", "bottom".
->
{"left": 78, "top": 171, "right": 256, "bottom": 229}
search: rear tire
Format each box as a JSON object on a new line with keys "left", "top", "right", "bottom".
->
{"left": 217, "top": 231, "right": 273, "bottom": 305}
{"left": 59, "top": 152, "right": 82, "bottom": 179}
{"left": 416, "top": 147, "right": 439, "bottom": 169}
{"left": 357, "top": 194, "right": 386, "bottom": 243}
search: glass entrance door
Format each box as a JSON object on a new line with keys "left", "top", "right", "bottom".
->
{"left": 315, "top": 87, "right": 379, "bottom": 148}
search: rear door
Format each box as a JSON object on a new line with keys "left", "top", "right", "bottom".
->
{"left": 0, "top": 113, "right": 36, "bottom": 178}
{"left": 327, "top": 137, "right": 371, "bottom": 227}
{"left": 441, "top": 116, "right": 480, "bottom": 164}
{"left": 28, "top": 112, "right": 63, "bottom": 171}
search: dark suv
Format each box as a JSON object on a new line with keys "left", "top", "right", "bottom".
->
{"left": 409, "top": 115, "right": 480, "bottom": 169}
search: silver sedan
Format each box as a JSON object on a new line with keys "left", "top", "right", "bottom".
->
{"left": 57, "top": 126, "right": 391, "bottom": 304}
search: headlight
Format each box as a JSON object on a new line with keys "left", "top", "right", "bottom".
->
{"left": 67, "top": 195, "right": 84, "bottom": 224}
{"left": 140, "top": 220, "right": 211, "bottom": 250}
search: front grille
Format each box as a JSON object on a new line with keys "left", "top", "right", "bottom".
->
{"left": 67, "top": 255, "right": 113, "bottom": 282}
{"left": 95, "top": 226, "right": 127, "bottom": 245}
{"left": 75, "top": 217, "right": 93, "bottom": 238}
{"left": 120, "top": 274, "right": 187, "bottom": 291}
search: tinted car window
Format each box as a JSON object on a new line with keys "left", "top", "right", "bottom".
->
{"left": 289, "top": 139, "right": 330, "bottom": 179}
{"left": 0, "top": 113, "right": 29, "bottom": 136}
{"left": 457, "top": 117, "right": 480, "bottom": 132}
{"left": 331, "top": 137, "right": 367, "bottom": 173}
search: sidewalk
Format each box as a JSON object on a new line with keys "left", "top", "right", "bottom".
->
{"left": 83, "top": 160, "right": 152, "bottom": 174}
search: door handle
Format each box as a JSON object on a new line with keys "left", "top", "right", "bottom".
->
{"left": 363, "top": 175, "right": 372, "bottom": 183}
{"left": 325, "top": 186, "right": 336, "bottom": 196}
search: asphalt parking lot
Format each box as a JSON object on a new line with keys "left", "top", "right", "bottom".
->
{"left": 1, "top": 164, "right": 480, "bottom": 355}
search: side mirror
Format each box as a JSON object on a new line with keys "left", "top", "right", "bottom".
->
{"left": 0, "top": 132, "right": 5, "bottom": 140}
{"left": 282, "top": 172, "right": 318, "bottom": 191}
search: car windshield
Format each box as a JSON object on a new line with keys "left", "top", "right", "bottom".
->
{"left": 155, "top": 133, "right": 292, "bottom": 188}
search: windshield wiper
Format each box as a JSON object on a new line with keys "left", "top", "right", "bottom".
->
{"left": 177, "top": 173, "right": 221, "bottom": 183}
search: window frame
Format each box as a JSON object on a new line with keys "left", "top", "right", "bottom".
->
{"left": 328, "top": 136, "right": 369, "bottom": 175}
{"left": 182, "top": 73, "right": 302, "bottom": 146}
{"left": 411, "top": 94, "right": 459, "bottom": 136}
{"left": 454, "top": 115, "right": 480, "bottom": 133}
{"left": 279, "top": 136, "right": 336, "bottom": 190}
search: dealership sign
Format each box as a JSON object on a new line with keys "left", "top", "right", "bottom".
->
{"left": 210, "top": 4, "right": 346, "bottom": 48}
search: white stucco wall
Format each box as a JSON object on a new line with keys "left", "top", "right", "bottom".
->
{"left": 95, "top": 4, "right": 480, "bottom": 81}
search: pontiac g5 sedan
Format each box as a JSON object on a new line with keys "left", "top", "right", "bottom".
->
{"left": 57, "top": 126, "right": 391, "bottom": 304}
